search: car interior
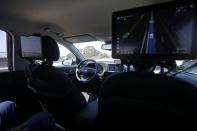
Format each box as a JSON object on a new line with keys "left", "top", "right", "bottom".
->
{"left": 0, "top": 0, "right": 197, "bottom": 130}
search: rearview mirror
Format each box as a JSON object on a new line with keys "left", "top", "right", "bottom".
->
{"left": 101, "top": 44, "right": 112, "bottom": 50}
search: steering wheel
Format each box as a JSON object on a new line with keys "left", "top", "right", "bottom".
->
{"left": 76, "top": 59, "right": 98, "bottom": 83}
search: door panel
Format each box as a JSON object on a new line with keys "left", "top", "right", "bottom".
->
{"left": 0, "top": 72, "right": 16, "bottom": 101}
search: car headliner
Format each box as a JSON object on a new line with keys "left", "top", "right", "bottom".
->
{"left": 0, "top": 0, "right": 172, "bottom": 42}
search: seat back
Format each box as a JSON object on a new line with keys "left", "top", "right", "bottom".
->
{"left": 98, "top": 72, "right": 197, "bottom": 128}
{"left": 25, "top": 36, "right": 86, "bottom": 127}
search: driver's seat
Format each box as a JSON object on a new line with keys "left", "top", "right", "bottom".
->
{"left": 25, "top": 36, "right": 87, "bottom": 128}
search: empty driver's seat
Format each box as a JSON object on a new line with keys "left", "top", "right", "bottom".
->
{"left": 98, "top": 72, "right": 197, "bottom": 129}
{"left": 26, "top": 36, "right": 87, "bottom": 128}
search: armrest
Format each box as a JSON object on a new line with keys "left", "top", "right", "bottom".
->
{"left": 76, "top": 100, "right": 98, "bottom": 131}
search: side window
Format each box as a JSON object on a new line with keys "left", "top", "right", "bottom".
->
{"left": 53, "top": 43, "right": 76, "bottom": 67}
{"left": 0, "top": 30, "right": 8, "bottom": 72}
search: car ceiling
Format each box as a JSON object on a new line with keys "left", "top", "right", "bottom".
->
{"left": 0, "top": 0, "right": 172, "bottom": 42}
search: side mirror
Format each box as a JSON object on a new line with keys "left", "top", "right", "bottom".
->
{"left": 62, "top": 59, "right": 73, "bottom": 66}
{"left": 101, "top": 44, "right": 112, "bottom": 51}
{"left": 176, "top": 60, "right": 185, "bottom": 70}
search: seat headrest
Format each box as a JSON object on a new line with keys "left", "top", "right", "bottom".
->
{"left": 42, "top": 36, "right": 60, "bottom": 61}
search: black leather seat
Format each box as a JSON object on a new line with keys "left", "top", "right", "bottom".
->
{"left": 98, "top": 72, "right": 197, "bottom": 129}
{"left": 26, "top": 36, "right": 87, "bottom": 128}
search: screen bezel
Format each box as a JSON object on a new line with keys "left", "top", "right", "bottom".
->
{"left": 20, "top": 36, "right": 43, "bottom": 59}
{"left": 112, "top": 0, "right": 197, "bottom": 60}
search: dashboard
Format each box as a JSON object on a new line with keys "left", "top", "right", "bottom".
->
{"left": 97, "top": 62, "right": 123, "bottom": 76}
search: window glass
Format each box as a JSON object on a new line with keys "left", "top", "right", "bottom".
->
{"left": 53, "top": 43, "right": 76, "bottom": 66}
{"left": 0, "top": 30, "right": 8, "bottom": 72}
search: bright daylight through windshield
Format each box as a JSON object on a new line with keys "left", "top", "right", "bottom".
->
{"left": 58, "top": 41, "right": 112, "bottom": 61}
{"left": 74, "top": 41, "right": 112, "bottom": 60}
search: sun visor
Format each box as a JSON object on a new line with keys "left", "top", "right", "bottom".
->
{"left": 63, "top": 34, "right": 97, "bottom": 43}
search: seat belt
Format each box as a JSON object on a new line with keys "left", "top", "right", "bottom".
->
{"left": 24, "top": 64, "right": 50, "bottom": 111}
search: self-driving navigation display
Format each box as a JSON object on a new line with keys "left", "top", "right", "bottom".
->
{"left": 112, "top": 1, "right": 197, "bottom": 60}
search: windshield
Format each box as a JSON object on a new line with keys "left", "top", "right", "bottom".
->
{"left": 74, "top": 41, "right": 112, "bottom": 60}
{"left": 73, "top": 41, "right": 197, "bottom": 74}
